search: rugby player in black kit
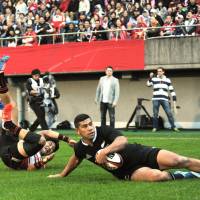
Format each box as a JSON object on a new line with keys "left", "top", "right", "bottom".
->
{"left": 0, "top": 55, "right": 76, "bottom": 170}
{"left": 49, "top": 114, "right": 200, "bottom": 181}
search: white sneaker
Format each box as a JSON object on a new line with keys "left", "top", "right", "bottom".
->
{"left": 152, "top": 128, "right": 157, "bottom": 132}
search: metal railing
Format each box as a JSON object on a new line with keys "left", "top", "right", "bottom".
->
{"left": 0, "top": 23, "right": 199, "bottom": 47}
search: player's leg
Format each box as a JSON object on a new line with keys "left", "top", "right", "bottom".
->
{"left": 157, "top": 149, "right": 200, "bottom": 171}
{"left": 0, "top": 56, "right": 18, "bottom": 124}
{"left": 131, "top": 167, "right": 171, "bottom": 181}
{"left": 156, "top": 149, "right": 200, "bottom": 179}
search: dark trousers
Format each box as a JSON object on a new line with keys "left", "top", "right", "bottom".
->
{"left": 153, "top": 100, "right": 175, "bottom": 129}
{"left": 100, "top": 102, "right": 115, "bottom": 128}
{"left": 29, "top": 103, "right": 48, "bottom": 132}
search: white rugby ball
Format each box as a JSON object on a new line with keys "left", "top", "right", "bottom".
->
{"left": 96, "top": 150, "right": 123, "bottom": 170}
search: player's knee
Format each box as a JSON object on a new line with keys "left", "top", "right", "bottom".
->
{"left": 38, "top": 136, "right": 46, "bottom": 146}
{"left": 172, "top": 156, "right": 189, "bottom": 167}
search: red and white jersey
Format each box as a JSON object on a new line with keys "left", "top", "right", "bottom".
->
{"left": 51, "top": 14, "right": 65, "bottom": 29}
{"left": 20, "top": 152, "right": 44, "bottom": 170}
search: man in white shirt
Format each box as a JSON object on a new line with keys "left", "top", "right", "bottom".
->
{"left": 95, "top": 66, "right": 120, "bottom": 128}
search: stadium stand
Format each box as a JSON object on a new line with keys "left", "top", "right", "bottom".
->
{"left": 0, "top": 0, "right": 199, "bottom": 46}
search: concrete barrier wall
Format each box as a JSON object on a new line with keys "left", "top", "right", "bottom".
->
{"left": 145, "top": 37, "right": 200, "bottom": 69}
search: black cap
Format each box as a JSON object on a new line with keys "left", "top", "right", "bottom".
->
{"left": 31, "top": 68, "right": 41, "bottom": 75}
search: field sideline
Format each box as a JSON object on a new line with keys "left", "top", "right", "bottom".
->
{"left": 1, "top": 130, "right": 200, "bottom": 200}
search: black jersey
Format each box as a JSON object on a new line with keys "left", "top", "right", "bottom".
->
{"left": 74, "top": 126, "right": 160, "bottom": 180}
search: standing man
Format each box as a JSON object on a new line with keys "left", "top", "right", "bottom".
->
{"left": 26, "top": 69, "right": 48, "bottom": 132}
{"left": 95, "top": 66, "right": 120, "bottom": 128}
{"left": 146, "top": 67, "right": 179, "bottom": 132}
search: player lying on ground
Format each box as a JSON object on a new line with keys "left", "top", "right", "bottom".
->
{"left": 49, "top": 114, "right": 200, "bottom": 181}
{"left": 0, "top": 55, "right": 76, "bottom": 170}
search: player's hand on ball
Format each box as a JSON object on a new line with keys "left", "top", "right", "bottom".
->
{"left": 95, "top": 149, "right": 107, "bottom": 165}
{"left": 48, "top": 174, "right": 63, "bottom": 178}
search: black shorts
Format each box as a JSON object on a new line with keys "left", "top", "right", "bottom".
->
{"left": 111, "top": 147, "right": 161, "bottom": 180}
{"left": 1, "top": 142, "right": 43, "bottom": 170}
{"left": 1, "top": 144, "right": 25, "bottom": 170}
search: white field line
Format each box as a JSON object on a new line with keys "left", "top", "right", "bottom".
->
{"left": 128, "top": 137, "right": 200, "bottom": 140}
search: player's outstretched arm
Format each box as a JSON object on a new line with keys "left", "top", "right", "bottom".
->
{"left": 38, "top": 130, "right": 77, "bottom": 147}
{"left": 48, "top": 154, "right": 81, "bottom": 178}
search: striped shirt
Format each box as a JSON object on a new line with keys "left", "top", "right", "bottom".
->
{"left": 147, "top": 75, "right": 177, "bottom": 101}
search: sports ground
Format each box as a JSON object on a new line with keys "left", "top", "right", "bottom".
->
{"left": 1, "top": 130, "right": 200, "bottom": 200}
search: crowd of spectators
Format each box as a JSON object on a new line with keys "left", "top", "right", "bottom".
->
{"left": 0, "top": 0, "right": 200, "bottom": 46}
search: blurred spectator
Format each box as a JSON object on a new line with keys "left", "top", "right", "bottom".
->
{"left": 15, "top": 0, "right": 28, "bottom": 18}
{"left": 76, "top": 22, "right": 86, "bottom": 42}
{"left": 22, "top": 25, "right": 37, "bottom": 46}
{"left": 37, "top": 3, "right": 49, "bottom": 18}
{"left": 60, "top": 0, "right": 72, "bottom": 12}
{"left": 92, "top": 19, "right": 107, "bottom": 40}
{"left": 184, "top": 11, "right": 196, "bottom": 35}
{"left": 35, "top": 16, "right": 54, "bottom": 44}
{"left": 132, "top": 15, "right": 147, "bottom": 39}
{"left": 65, "top": 22, "right": 77, "bottom": 42}
{"left": 174, "top": 14, "right": 186, "bottom": 36}
{"left": 150, "top": 8, "right": 164, "bottom": 26}
{"left": 146, "top": 16, "right": 161, "bottom": 38}
{"left": 115, "top": 18, "right": 128, "bottom": 40}
{"left": 51, "top": 8, "right": 65, "bottom": 33}
{"left": 115, "top": 2, "right": 124, "bottom": 18}
{"left": 78, "top": 0, "right": 90, "bottom": 16}
{"left": 68, "top": 0, "right": 79, "bottom": 12}
{"left": 160, "top": 15, "right": 175, "bottom": 36}
{"left": 84, "top": 20, "right": 92, "bottom": 41}
{"left": 65, "top": 11, "right": 79, "bottom": 25}
{"left": 188, "top": 0, "right": 198, "bottom": 14}
{"left": 28, "top": 0, "right": 38, "bottom": 13}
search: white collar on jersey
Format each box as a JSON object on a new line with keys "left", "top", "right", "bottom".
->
{"left": 81, "top": 127, "right": 97, "bottom": 146}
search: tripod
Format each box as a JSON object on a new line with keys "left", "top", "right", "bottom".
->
{"left": 125, "top": 98, "right": 151, "bottom": 130}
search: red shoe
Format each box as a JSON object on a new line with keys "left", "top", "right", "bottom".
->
{"left": 2, "top": 103, "right": 13, "bottom": 122}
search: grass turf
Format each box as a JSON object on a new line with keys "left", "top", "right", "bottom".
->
{"left": 1, "top": 130, "right": 200, "bottom": 200}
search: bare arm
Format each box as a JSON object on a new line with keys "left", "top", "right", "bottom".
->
{"left": 48, "top": 154, "right": 82, "bottom": 178}
{"left": 38, "top": 130, "right": 77, "bottom": 147}
{"left": 96, "top": 136, "right": 128, "bottom": 164}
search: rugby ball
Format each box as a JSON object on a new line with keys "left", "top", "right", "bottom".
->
{"left": 96, "top": 150, "right": 123, "bottom": 170}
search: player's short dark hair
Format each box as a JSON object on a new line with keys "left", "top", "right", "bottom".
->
{"left": 106, "top": 66, "right": 113, "bottom": 70}
{"left": 31, "top": 68, "right": 41, "bottom": 76}
{"left": 74, "top": 114, "right": 91, "bottom": 128}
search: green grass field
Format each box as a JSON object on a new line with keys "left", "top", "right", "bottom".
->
{"left": 1, "top": 130, "right": 200, "bottom": 200}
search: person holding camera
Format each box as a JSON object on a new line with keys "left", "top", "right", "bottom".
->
{"left": 26, "top": 68, "right": 48, "bottom": 132}
{"left": 146, "top": 67, "right": 179, "bottom": 132}
{"left": 43, "top": 72, "right": 60, "bottom": 128}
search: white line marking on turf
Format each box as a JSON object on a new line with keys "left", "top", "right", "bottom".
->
{"left": 128, "top": 137, "right": 200, "bottom": 140}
